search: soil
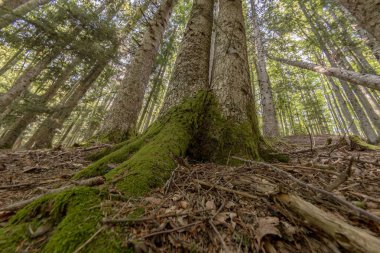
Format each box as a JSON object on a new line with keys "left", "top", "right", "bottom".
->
{"left": 0, "top": 135, "right": 379, "bottom": 252}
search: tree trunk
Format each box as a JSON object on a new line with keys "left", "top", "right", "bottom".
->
{"left": 0, "top": 1, "right": 283, "bottom": 251}
{"left": 272, "top": 57, "right": 380, "bottom": 91}
{"left": 0, "top": 0, "right": 51, "bottom": 29}
{"left": 0, "top": 47, "right": 23, "bottom": 76}
{"left": 0, "top": 58, "right": 80, "bottom": 149}
{"left": 103, "top": 0, "right": 175, "bottom": 141}
{"left": 25, "top": 60, "right": 107, "bottom": 149}
{"left": 299, "top": 0, "right": 377, "bottom": 142}
{"left": 250, "top": 0, "right": 279, "bottom": 137}
{"left": 0, "top": 50, "right": 58, "bottom": 113}
{"left": 336, "top": 0, "right": 380, "bottom": 42}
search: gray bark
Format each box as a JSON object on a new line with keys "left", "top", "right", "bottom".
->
{"left": 103, "top": 0, "right": 175, "bottom": 139}
{"left": 272, "top": 57, "right": 380, "bottom": 91}
{"left": 212, "top": 0, "right": 257, "bottom": 123}
{"left": 162, "top": 0, "right": 214, "bottom": 110}
{"left": 250, "top": 0, "right": 279, "bottom": 137}
{"left": 336, "top": 0, "right": 380, "bottom": 42}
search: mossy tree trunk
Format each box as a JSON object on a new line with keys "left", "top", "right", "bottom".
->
{"left": 0, "top": 0, "right": 277, "bottom": 251}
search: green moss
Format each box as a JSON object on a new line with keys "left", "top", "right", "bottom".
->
{"left": 104, "top": 91, "right": 207, "bottom": 197}
{"left": 349, "top": 135, "right": 380, "bottom": 151}
{"left": 1, "top": 187, "right": 124, "bottom": 253}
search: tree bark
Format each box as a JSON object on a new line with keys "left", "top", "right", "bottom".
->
{"left": 103, "top": 0, "right": 175, "bottom": 141}
{"left": 161, "top": 0, "right": 215, "bottom": 111}
{"left": 250, "top": 0, "right": 279, "bottom": 137}
{"left": 272, "top": 57, "right": 380, "bottom": 91}
{"left": 0, "top": 50, "right": 58, "bottom": 113}
{"left": 336, "top": 0, "right": 380, "bottom": 42}
{"left": 0, "top": 0, "right": 51, "bottom": 29}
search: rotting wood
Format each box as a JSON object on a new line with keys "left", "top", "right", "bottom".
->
{"left": 231, "top": 156, "right": 380, "bottom": 223}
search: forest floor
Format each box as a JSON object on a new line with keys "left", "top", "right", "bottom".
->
{"left": 0, "top": 135, "right": 380, "bottom": 252}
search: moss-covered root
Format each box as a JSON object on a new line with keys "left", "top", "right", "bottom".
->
{"left": 349, "top": 135, "right": 380, "bottom": 151}
{"left": 0, "top": 187, "right": 122, "bottom": 253}
{"left": 76, "top": 92, "right": 209, "bottom": 195}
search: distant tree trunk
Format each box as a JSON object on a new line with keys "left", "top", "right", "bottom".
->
{"left": 25, "top": 60, "right": 107, "bottom": 149}
{"left": 0, "top": 58, "right": 79, "bottom": 149}
{"left": 299, "top": 0, "right": 378, "bottom": 143}
{"left": 250, "top": 0, "right": 279, "bottom": 137}
{"left": 272, "top": 57, "right": 380, "bottom": 91}
{"left": 0, "top": 0, "right": 51, "bottom": 29}
{"left": 0, "top": 47, "right": 23, "bottom": 76}
{"left": 0, "top": 50, "right": 58, "bottom": 113}
{"left": 336, "top": 0, "right": 380, "bottom": 42}
{"left": 103, "top": 0, "right": 175, "bottom": 141}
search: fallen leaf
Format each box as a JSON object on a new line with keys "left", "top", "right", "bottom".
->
{"left": 206, "top": 200, "right": 216, "bottom": 211}
{"left": 255, "top": 217, "right": 281, "bottom": 248}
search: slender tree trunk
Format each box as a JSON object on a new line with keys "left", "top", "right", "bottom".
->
{"left": 336, "top": 0, "right": 380, "bottom": 42}
{"left": 250, "top": 0, "right": 279, "bottom": 137}
{"left": 272, "top": 57, "right": 380, "bottom": 91}
{"left": 0, "top": 0, "right": 51, "bottom": 29}
{"left": 299, "top": 1, "right": 377, "bottom": 142}
{"left": 103, "top": 0, "right": 175, "bottom": 141}
{"left": 0, "top": 59, "right": 79, "bottom": 149}
{"left": 25, "top": 60, "right": 107, "bottom": 149}
{"left": 0, "top": 50, "right": 58, "bottom": 113}
{"left": 0, "top": 47, "right": 23, "bottom": 76}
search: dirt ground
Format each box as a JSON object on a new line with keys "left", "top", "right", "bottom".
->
{"left": 0, "top": 135, "right": 379, "bottom": 252}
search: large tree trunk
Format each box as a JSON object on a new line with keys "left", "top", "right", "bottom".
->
{"left": 336, "top": 0, "right": 380, "bottom": 42}
{"left": 0, "top": 0, "right": 51, "bottom": 29}
{"left": 0, "top": 50, "right": 58, "bottom": 113}
{"left": 250, "top": 0, "right": 279, "bottom": 137}
{"left": 24, "top": 60, "right": 107, "bottom": 149}
{"left": 0, "top": 58, "right": 80, "bottom": 149}
{"left": 102, "top": 0, "right": 175, "bottom": 141}
{"left": 272, "top": 57, "right": 380, "bottom": 91}
{"left": 0, "top": 1, "right": 280, "bottom": 251}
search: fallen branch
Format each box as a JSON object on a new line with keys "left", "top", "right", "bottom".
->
{"left": 194, "top": 164, "right": 380, "bottom": 253}
{"left": 231, "top": 156, "right": 380, "bottom": 223}
{"left": 319, "top": 154, "right": 380, "bottom": 167}
{"left": 102, "top": 208, "right": 212, "bottom": 224}
{"left": 0, "top": 178, "right": 62, "bottom": 190}
{"left": 140, "top": 221, "right": 203, "bottom": 239}
{"left": 1, "top": 176, "right": 105, "bottom": 212}
{"left": 325, "top": 158, "right": 353, "bottom": 191}
{"left": 276, "top": 194, "right": 380, "bottom": 253}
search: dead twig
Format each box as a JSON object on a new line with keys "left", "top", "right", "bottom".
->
{"left": 140, "top": 221, "right": 203, "bottom": 239}
{"left": 325, "top": 157, "right": 353, "bottom": 191}
{"left": 231, "top": 156, "right": 380, "bottom": 224}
